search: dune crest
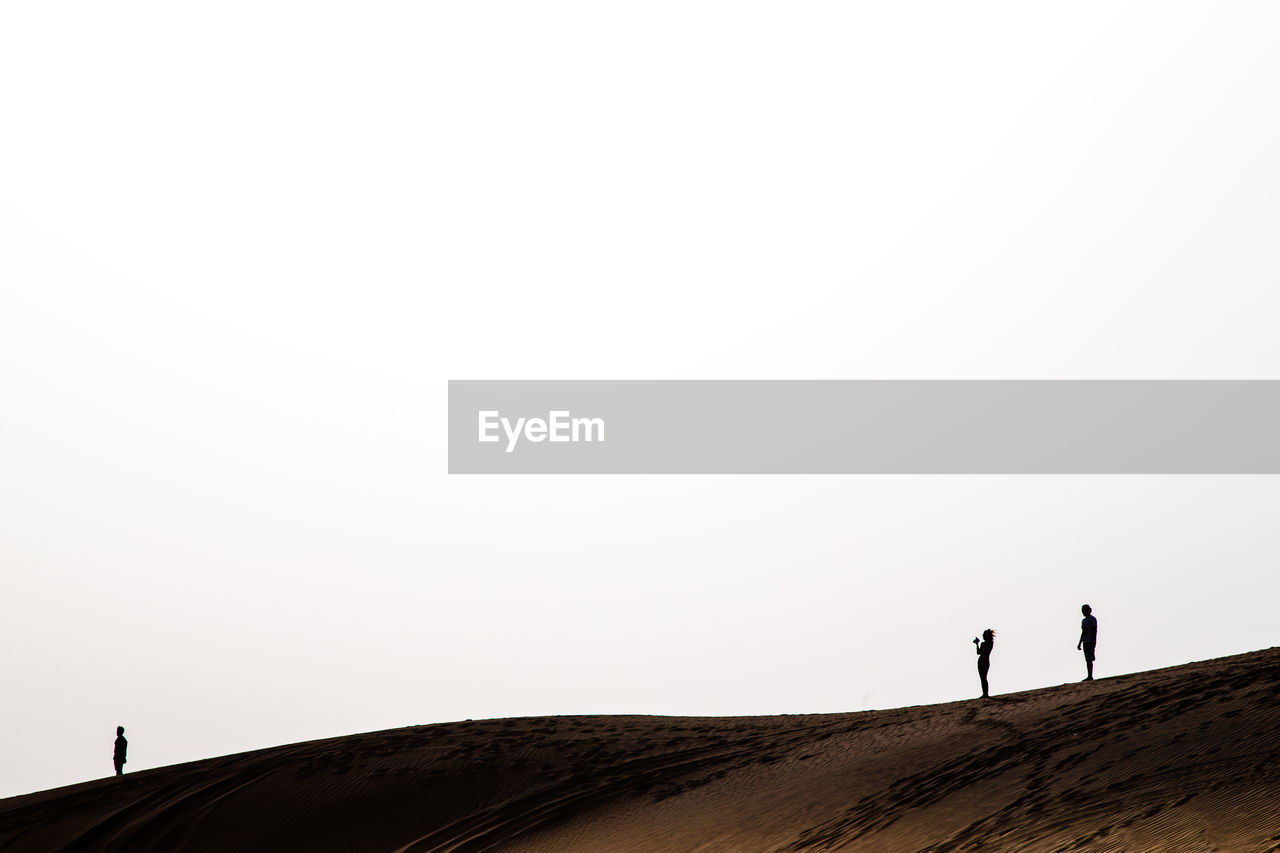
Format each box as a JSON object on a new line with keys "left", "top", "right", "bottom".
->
{"left": 4, "top": 648, "right": 1280, "bottom": 851}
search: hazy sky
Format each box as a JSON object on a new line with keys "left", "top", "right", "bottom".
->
{"left": 3, "top": 3, "right": 1280, "bottom": 796}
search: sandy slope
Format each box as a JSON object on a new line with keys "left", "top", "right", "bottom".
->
{"left": 3, "top": 648, "right": 1280, "bottom": 852}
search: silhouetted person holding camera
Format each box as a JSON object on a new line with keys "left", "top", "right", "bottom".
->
{"left": 113, "top": 726, "right": 127, "bottom": 776}
{"left": 973, "top": 628, "right": 995, "bottom": 698}
{"left": 1078, "top": 604, "right": 1098, "bottom": 681}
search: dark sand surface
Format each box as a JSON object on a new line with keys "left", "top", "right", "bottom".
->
{"left": 3, "top": 648, "right": 1280, "bottom": 851}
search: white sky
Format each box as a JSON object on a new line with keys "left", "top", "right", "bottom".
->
{"left": 2, "top": 2, "right": 1279, "bottom": 796}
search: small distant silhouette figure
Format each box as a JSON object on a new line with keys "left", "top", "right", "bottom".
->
{"left": 113, "top": 726, "right": 127, "bottom": 776}
{"left": 1078, "top": 604, "right": 1098, "bottom": 681}
{"left": 973, "top": 628, "right": 995, "bottom": 698}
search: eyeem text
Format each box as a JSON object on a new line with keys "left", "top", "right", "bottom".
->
{"left": 478, "top": 410, "right": 606, "bottom": 453}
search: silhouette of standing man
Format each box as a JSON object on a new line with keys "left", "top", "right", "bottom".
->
{"left": 1077, "top": 604, "right": 1097, "bottom": 681}
{"left": 113, "top": 726, "right": 127, "bottom": 776}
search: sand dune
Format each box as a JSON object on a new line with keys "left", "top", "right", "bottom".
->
{"left": 3, "top": 648, "right": 1280, "bottom": 851}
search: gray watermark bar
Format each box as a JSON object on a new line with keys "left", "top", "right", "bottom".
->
{"left": 448, "top": 381, "right": 1280, "bottom": 474}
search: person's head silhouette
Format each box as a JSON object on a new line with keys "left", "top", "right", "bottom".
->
{"left": 1081, "top": 604, "right": 1092, "bottom": 616}
{"left": 117, "top": 726, "right": 124, "bottom": 736}
{"left": 982, "top": 629, "right": 995, "bottom": 642}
